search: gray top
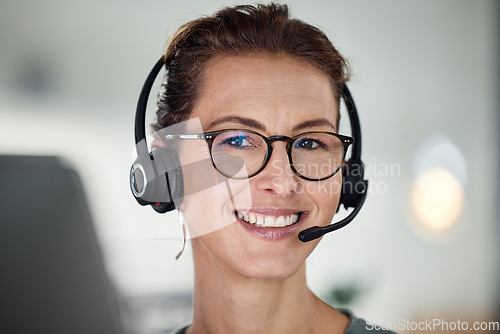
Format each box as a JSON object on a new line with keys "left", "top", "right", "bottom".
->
{"left": 171, "top": 311, "right": 397, "bottom": 333}
{"left": 345, "top": 316, "right": 396, "bottom": 333}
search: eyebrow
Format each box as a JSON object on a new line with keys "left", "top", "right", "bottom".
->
{"left": 207, "top": 116, "right": 266, "bottom": 131}
{"left": 292, "top": 118, "right": 337, "bottom": 132}
{"left": 206, "top": 115, "right": 336, "bottom": 132}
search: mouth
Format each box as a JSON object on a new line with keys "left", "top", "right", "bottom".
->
{"left": 233, "top": 209, "right": 307, "bottom": 240}
{"left": 235, "top": 210, "right": 302, "bottom": 228}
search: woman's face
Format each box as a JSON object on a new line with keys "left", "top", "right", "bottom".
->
{"left": 179, "top": 54, "right": 342, "bottom": 279}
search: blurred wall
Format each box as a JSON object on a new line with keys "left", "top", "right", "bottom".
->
{"left": 0, "top": 0, "right": 498, "bottom": 330}
{"left": 497, "top": 0, "right": 500, "bottom": 322}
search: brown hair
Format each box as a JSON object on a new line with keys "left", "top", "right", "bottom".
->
{"left": 153, "top": 3, "right": 349, "bottom": 132}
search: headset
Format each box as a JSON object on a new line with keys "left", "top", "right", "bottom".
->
{"left": 130, "top": 56, "right": 368, "bottom": 243}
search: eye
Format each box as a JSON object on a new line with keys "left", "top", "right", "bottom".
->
{"left": 294, "top": 137, "right": 326, "bottom": 150}
{"left": 220, "top": 134, "right": 254, "bottom": 148}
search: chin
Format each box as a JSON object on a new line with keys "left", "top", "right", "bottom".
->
{"left": 242, "top": 266, "right": 301, "bottom": 281}
{"left": 193, "top": 217, "right": 319, "bottom": 280}
{"left": 235, "top": 250, "right": 308, "bottom": 280}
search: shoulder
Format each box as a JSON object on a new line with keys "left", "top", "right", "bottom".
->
{"left": 169, "top": 316, "right": 398, "bottom": 334}
{"left": 344, "top": 311, "right": 398, "bottom": 334}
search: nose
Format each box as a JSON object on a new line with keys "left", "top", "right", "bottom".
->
{"left": 253, "top": 142, "right": 299, "bottom": 197}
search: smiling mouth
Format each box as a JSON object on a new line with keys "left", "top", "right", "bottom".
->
{"left": 234, "top": 211, "right": 303, "bottom": 228}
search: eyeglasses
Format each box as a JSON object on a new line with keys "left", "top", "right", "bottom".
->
{"left": 165, "top": 129, "right": 354, "bottom": 181}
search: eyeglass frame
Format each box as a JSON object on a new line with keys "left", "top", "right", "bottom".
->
{"left": 165, "top": 129, "right": 354, "bottom": 181}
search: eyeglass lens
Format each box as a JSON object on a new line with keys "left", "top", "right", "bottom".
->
{"left": 210, "top": 131, "right": 345, "bottom": 180}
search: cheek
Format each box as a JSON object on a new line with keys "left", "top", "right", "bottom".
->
{"left": 305, "top": 172, "right": 342, "bottom": 216}
{"left": 178, "top": 139, "right": 223, "bottom": 205}
{"left": 179, "top": 143, "right": 223, "bottom": 237}
{"left": 181, "top": 183, "right": 232, "bottom": 238}
{"left": 180, "top": 153, "right": 253, "bottom": 238}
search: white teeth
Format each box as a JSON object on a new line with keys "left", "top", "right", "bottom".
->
{"left": 236, "top": 211, "right": 300, "bottom": 227}
{"left": 256, "top": 215, "right": 264, "bottom": 227}
{"left": 275, "top": 216, "right": 285, "bottom": 227}
{"left": 265, "top": 216, "right": 276, "bottom": 227}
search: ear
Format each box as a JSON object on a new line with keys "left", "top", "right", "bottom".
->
{"left": 151, "top": 133, "right": 167, "bottom": 150}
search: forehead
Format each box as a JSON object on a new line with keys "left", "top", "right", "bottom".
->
{"left": 191, "top": 54, "right": 339, "bottom": 133}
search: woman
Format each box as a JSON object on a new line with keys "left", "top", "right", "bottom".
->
{"left": 146, "top": 3, "right": 395, "bottom": 333}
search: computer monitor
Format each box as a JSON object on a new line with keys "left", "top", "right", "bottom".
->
{"left": 0, "top": 155, "right": 125, "bottom": 334}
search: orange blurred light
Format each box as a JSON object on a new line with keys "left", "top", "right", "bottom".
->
{"left": 411, "top": 167, "right": 464, "bottom": 232}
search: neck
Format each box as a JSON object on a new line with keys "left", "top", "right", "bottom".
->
{"left": 187, "top": 240, "right": 349, "bottom": 334}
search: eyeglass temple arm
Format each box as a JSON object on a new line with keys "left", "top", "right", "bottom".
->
{"left": 164, "top": 134, "right": 206, "bottom": 140}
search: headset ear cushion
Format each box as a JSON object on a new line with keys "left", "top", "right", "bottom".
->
{"left": 151, "top": 148, "right": 184, "bottom": 211}
{"left": 130, "top": 154, "right": 158, "bottom": 204}
{"left": 340, "top": 158, "right": 367, "bottom": 210}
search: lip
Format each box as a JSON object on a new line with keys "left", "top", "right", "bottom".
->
{"left": 235, "top": 208, "right": 308, "bottom": 240}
